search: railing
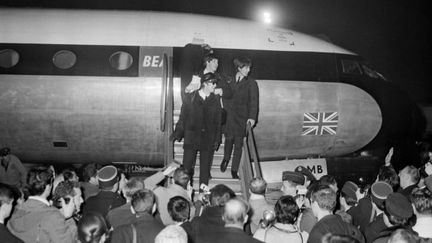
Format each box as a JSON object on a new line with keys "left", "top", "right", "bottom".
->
{"left": 239, "top": 122, "right": 262, "bottom": 200}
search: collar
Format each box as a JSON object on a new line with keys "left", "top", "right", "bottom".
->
{"left": 249, "top": 193, "right": 266, "bottom": 201}
{"left": 28, "top": 196, "right": 50, "bottom": 206}
{"left": 198, "top": 90, "right": 209, "bottom": 100}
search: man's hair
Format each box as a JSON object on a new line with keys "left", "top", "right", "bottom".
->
{"left": 410, "top": 187, "right": 432, "bottom": 215}
{"left": 249, "top": 177, "right": 267, "bottom": 195}
{"left": 321, "top": 233, "right": 360, "bottom": 243}
{"left": 81, "top": 164, "right": 98, "bottom": 182}
{"left": 319, "top": 175, "right": 337, "bottom": 187}
{"left": 388, "top": 229, "right": 419, "bottom": 243}
{"left": 209, "top": 184, "right": 236, "bottom": 207}
{"left": 311, "top": 185, "right": 337, "bottom": 212}
{"left": 340, "top": 191, "right": 357, "bottom": 207}
{"left": 0, "top": 183, "right": 14, "bottom": 206}
{"left": 155, "top": 225, "right": 187, "bottom": 243}
{"left": 131, "top": 189, "right": 155, "bottom": 214}
{"left": 222, "top": 198, "right": 249, "bottom": 225}
{"left": 27, "top": 166, "right": 54, "bottom": 196}
{"left": 402, "top": 165, "right": 420, "bottom": 184}
{"left": 173, "top": 167, "right": 190, "bottom": 189}
{"left": 233, "top": 56, "right": 252, "bottom": 69}
{"left": 203, "top": 54, "right": 217, "bottom": 66}
{"left": 275, "top": 195, "right": 299, "bottom": 225}
{"left": 78, "top": 212, "right": 108, "bottom": 243}
{"left": 62, "top": 167, "right": 77, "bottom": 181}
{"left": 122, "top": 177, "right": 144, "bottom": 199}
{"left": 378, "top": 165, "right": 399, "bottom": 190}
{"left": 52, "top": 180, "right": 79, "bottom": 208}
{"left": 167, "top": 196, "right": 190, "bottom": 223}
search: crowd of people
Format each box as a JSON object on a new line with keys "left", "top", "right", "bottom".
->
{"left": 0, "top": 145, "right": 431, "bottom": 243}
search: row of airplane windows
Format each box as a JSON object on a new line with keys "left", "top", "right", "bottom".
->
{"left": 0, "top": 49, "right": 134, "bottom": 70}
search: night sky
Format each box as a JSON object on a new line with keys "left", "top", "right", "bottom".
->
{"left": 2, "top": 0, "right": 431, "bottom": 104}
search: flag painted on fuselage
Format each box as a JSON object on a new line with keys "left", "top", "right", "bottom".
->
{"left": 302, "top": 112, "right": 338, "bottom": 135}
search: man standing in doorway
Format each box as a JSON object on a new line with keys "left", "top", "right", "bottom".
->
{"left": 171, "top": 72, "right": 222, "bottom": 188}
{"left": 220, "top": 57, "right": 259, "bottom": 179}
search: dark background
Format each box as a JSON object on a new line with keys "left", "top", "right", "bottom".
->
{"left": 2, "top": 0, "right": 431, "bottom": 104}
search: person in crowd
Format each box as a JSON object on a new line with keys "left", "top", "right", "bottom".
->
{"left": 0, "top": 183, "right": 24, "bottom": 243}
{"left": 182, "top": 184, "right": 236, "bottom": 242}
{"left": 410, "top": 187, "right": 432, "bottom": 239}
{"left": 254, "top": 195, "right": 308, "bottom": 243}
{"left": 248, "top": 177, "right": 274, "bottom": 233}
{"left": 220, "top": 56, "right": 259, "bottom": 179}
{"left": 171, "top": 73, "right": 222, "bottom": 187}
{"left": 319, "top": 175, "right": 339, "bottom": 192}
{"left": 53, "top": 180, "right": 84, "bottom": 220}
{"left": 336, "top": 181, "right": 360, "bottom": 224}
{"left": 307, "top": 185, "right": 364, "bottom": 243}
{"left": 295, "top": 166, "right": 316, "bottom": 188}
{"left": 111, "top": 189, "right": 164, "bottom": 243}
{"left": 8, "top": 166, "right": 77, "bottom": 243}
{"left": 298, "top": 182, "right": 319, "bottom": 234}
{"left": 155, "top": 225, "right": 188, "bottom": 243}
{"left": 152, "top": 166, "right": 195, "bottom": 225}
{"left": 77, "top": 212, "right": 109, "bottom": 243}
{"left": 0, "top": 147, "right": 27, "bottom": 188}
{"left": 398, "top": 165, "right": 420, "bottom": 199}
{"left": 167, "top": 196, "right": 191, "bottom": 225}
{"left": 82, "top": 165, "right": 126, "bottom": 218}
{"left": 349, "top": 181, "right": 393, "bottom": 233}
{"left": 107, "top": 177, "right": 144, "bottom": 229}
{"left": 424, "top": 161, "right": 432, "bottom": 192}
{"left": 321, "top": 233, "right": 361, "bottom": 243}
{"left": 370, "top": 192, "right": 414, "bottom": 243}
{"left": 53, "top": 166, "right": 79, "bottom": 192}
{"left": 80, "top": 163, "right": 100, "bottom": 200}
{"left": 377, "top": 165, "right": 399, "bottom": 191}
{"left": 387, "top": 228, "right": 420, "bottom": 243}
{"left": 281, "top": 171, "right": 305, "bottom": 197}
{"left": 197, "top": 198, "right": 262, "bottom": 243}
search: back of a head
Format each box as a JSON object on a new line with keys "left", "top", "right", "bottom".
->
{"left": 52, "top": 180, "right": 79, "bottom": 208}
{"left": 132, "top": 189, "right": 155, "bottom": 214}
{"left": 78, "top": 212, "right": 108, "bottom": 243}
{"left": 311, "top": 185, "right": 337, "bottom": 212}
{"left": 209, "top": 184, "right": 236, "bottom": 207}
{"left": 168, "top": 196, "right": 190, "bottom": 223}
{"left": 319, "top": 175, "right": 337, "bottom": 188}
{"left": 0, "top": 147, "right": 11, "bottom": 157}
{"left": 410, "top": 187, "right": 432, "bottom": 215}
{"left": 402, "top": 165, "right": 420, "bottom": 184}
{"left": 378, "top": 165, "right": 399, "bottom": 190}
{"left": 155, "top": 225, "right": 187, "bottom": 243}
{"left": 249, "top": 177, "right": 267, "bottom": 195}
{"left": 122, "top": 177, "right": 144, "bottom": 200}
{"left": 81, "top": 163, "right": 98, "bottom": 182}
{"left": 321, "top": 233, "right": 361, "bottom": 243}
{"left": 173, "top": 167, "right": 190, "bottom": 189}
{"left": 223, "top": 198, "right": 249, "bottom": 225}
{"left": 388, "top": 229, "right": 419, "bottom": 243}
{"left": 27, "top": 166, "right": 54, "bottom": 196}
{"left": 0, "top": 183, "right": 14, "bottom": 206}
{"left": 275, "top": 195, "right": 299, "bottom": 225}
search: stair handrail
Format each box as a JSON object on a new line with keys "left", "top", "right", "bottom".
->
{"left": 239, "top": 122, "right": 262, "bottom": 200}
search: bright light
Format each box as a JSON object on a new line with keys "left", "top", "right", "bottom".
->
{"left": 263, "top": 11, "right": 272, "bottom": 24}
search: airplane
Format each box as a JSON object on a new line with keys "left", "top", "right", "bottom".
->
{"left": 0, "top": 8, "right": 424, "bottom": 183}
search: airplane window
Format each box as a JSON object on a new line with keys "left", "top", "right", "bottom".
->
{"left": 53, "top": 50, "right": 77, "bottom": 69}
{"left": 341, "top": 59, "right": 362, "bottom": 75}
{"left": 0, "top": 49, "right": 20, "bottom": 68}
{"left": 109, "top": 51, "right": 133, "bottom": 70}
{"left": 362, "top": 64, "right": 387, "bottom": 81}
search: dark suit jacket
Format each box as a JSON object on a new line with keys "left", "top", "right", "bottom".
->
{"left": 173, "top": 91, "right": 222, "bottom": 150}
{"left": 197, "top": 227, "right": 263, "bottom": 243}
{"left": 0, "top": 223, "right": 24, "bottom": 243}
{"left": 182, "top": 206, "right": 225, "bottom": 243}
{"left": 82, "top": 190, "right": 126, "bottom": 218}
{"left": 224, "top": 75, "right": 259, "bottom": 137}
{"left": 111, "top": 213, "right": 164, "bottom": 243}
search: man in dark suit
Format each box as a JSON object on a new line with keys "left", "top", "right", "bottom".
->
{"left": 172, "top": 72, "right": 222, "bottom": 187}
{"left": 82, "top": 165, "right": 125, "bottom": 218}
{"left": 220, "top": 57, "right": 259, "bottom": 179}
{"left": 196, "top": 198, "right": 263, "bottom": 243}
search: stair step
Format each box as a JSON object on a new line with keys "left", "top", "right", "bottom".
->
{"left": 191, "top": 177, "right": 242, "bottom": 193}
{"left": 193, "top": 165, "right": 233, "bottom": 179}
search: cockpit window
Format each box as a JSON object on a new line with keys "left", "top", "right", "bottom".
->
{"left": 109, "top": 51, "right": 133, "bottom": 70}
{"left": 341, "top": 59, "right": 362, "bottom": 75}
{"left": 0, "top": 49, "right": 20, "bottom": 68}
{"left": 53, "top": 50, "right": 77, "bottom": 69}
{"left": 362, "top": 63, "right": 387, "bottom": 81}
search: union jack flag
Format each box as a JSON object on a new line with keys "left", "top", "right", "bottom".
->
{"left": 302, "top": 112, "right": 338, "bottom": 136}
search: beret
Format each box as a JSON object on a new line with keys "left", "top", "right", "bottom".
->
{"left": 97, "top": 165, "right": 119, "bottom": 188}
{"left": 295, "top": 166, "right": 316, "bottom": 182}
{"left": 385, "top": 192, "right": 413, "bottom": 219}
{"left": 371, "top": 181, "right": 393, "bottom": 208}
{"left": 341, "top": 181, "right": 359, "bottom": 201}
{"left": 282, "top": 171, "right": 305, "bottom": 185}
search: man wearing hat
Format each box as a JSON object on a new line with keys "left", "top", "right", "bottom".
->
{"left": 0, "top": 147, "right": 27, "bottom": 188}
{"left": 82, "top": 165, "right": 126, "bottom": 218}
{"left": 295, "top": 165, "right": 316, "bottom": 188}
{"left": 281, "top": 171, "right": 305, "bottom": 197}
{"left": 171, "top": 72, "right": 222, "bottom": 187}
{"left": 336, "top": 181, "right": 360, "bottom": 224}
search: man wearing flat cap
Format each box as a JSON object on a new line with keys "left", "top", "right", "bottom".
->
{"left": 281, "top": 171, "right": 305, "bottom": 197}
{"left": 82, "top": 165, "right": 126, "bottom": 218}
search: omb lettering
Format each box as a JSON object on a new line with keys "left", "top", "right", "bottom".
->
{"left": 306, "top": 165, "right": 323, "bottom": 174}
